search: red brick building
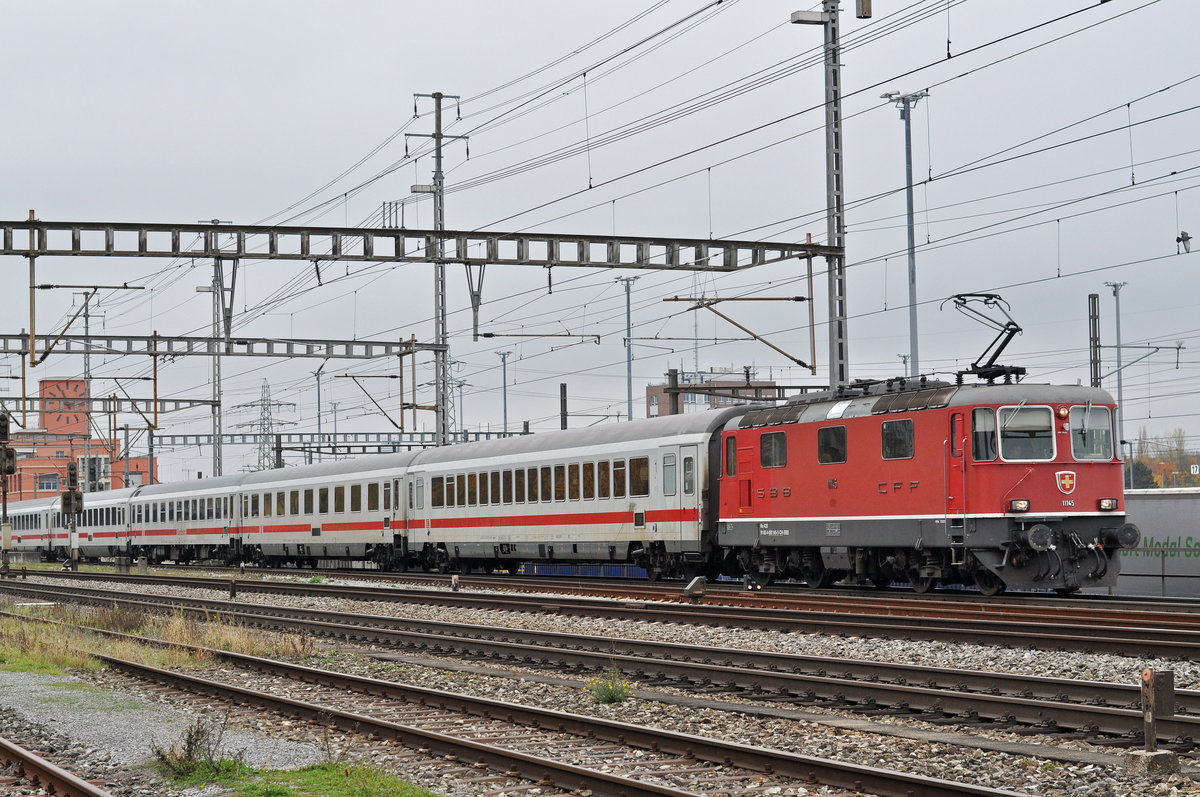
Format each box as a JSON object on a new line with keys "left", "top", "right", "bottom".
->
{"left": 4, "top": 378, "right": 156, "bottom": 501}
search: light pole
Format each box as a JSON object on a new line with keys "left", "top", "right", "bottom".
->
{"left": 497, "top": 351, "right": 512, "bottom": 435}
{"left": 882, "top": 89, "right": 928, "bottom": 377}
{"left": 1105, "top": 281, "right": 1129, "bottom": 488}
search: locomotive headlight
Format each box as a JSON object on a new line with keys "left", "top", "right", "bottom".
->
{"left": 1098, "top": 498, "right": 1119, "bottom": 511}
{"left": 1009, "top": 498, "right": 1030, "bottom": 513}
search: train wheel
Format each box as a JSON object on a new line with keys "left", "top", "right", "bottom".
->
{"left": 801, "top": 564, "right": 835, "bottom": 589}
{"left": 909, "top": 573, "right": 937, "bottom": 594}
{"left": 973, "top": 570, "right": 1006, "bottom": 597}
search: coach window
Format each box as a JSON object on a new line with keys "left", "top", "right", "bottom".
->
{"left": 630, "top": 457, "right": 650, "bottom": 497}
{"left": 478, "top": 473, "right": 489, "bottom": 505}
{"left": 760, "top": 431, "right": 787, "bottom": 468}
{"left": 367, "top": 483, "right": 379, "bottom": 511}
{"left": 541, "top": 466, "right": 554, "bottom": 502}
{"left": 430, "top": 477, "right": 443, "bottom": 508}
{"left": 384, "top": 481, "right": 393, "bottom": 511}
{"left": 332, "top": 486, "right": 344, "bottom": 513}
{"left": 662, "top": 454, "right": 677, "bottom": 497}
{"left": 881, "top": 419, "right": 914, "bottom": 460}
{"left": 1069, "top": 405, "right": 1114, "bottom": 460}
{"left": 514, "top": 469, "right": 526, "bottom": 503}
{"left": 555, "top": 465, "right": 567, "bottom": 501}
{"left": 467, "top": 473, "right": 478, "bottom": 506}
{"left": 613, "top": 459, "right": 627, "bottom": 498}
{"left": 998, "top": 406, "right": 1054, "bottom": 461}
{"left": 503, "top": 471, "right": 513, "bottom": 504}
{"left": 251, "top": 494, "right": 260, "bottom": 517}
{"left": 415, "top": 479, "right": 424, "bottom": 509}
{"left": 318, "top": 487, "right": 329, "bottom": 514}
{"left": 972, "top": 409, "right": 998, "bottom": 461}
{"left": 450, "top": 475, "right": 461, "bottom": 507}
{"left": 290, "top": 491, "right": 300, "bottom": 515}
{"left": 817, "top": 426, "right": 847, "bottom": 464}
{"left": 263, "top": 494, "right": 272, "bottom": 517}
{"left": 598, "top": 461, "right": 611, "bottom": 499}
{"left": 582, "top": 462, "right": 595, "bottom": 500}
{"left": 725, "top": 435, "right": 737, "bottom": 476}
{"left": 684, "top": 456, "right": 695, "bottom": 495}
{"left": 567, "top": 464, "right": 580, "bottom": 500}
{"left": 489, "top": 472, "right": 500, "bottom": 504}
{"left": 350, "top": 484, "right": 362, "bottom": 512}
{"left": 303, "top": 489, "right": 313, "bottom": 515}
{"left": 525, "top": 468, "right": 538, "bottom": 502}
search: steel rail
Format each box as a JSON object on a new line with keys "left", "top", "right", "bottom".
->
{"left": 0, "top": 735, "right": 113, "bottom": 797}
{"left": 22, "top": 570, "right": 1200, "bottom": 657}
{"left": 1, "top": 580, "right": 1194, "bottom": 743}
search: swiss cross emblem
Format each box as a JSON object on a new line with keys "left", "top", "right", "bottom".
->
{"left": 1056, "top": 471, "right": 1076, "bottom": 495}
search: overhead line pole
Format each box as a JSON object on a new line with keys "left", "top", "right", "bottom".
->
{"left": 618, "top": 276, "right": 639, "bottom": 421}
{"left": 794, "top": 1, "right": 850, "bottom": 387}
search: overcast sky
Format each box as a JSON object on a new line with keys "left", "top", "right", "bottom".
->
{"left": 1, "top": 0, "right": 1196, "bottom": 479}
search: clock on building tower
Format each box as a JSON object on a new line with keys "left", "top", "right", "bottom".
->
{"left": 40, "top": 379, "right": 88, "bottom": 434}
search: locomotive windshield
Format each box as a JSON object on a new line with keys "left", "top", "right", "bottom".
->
{"left": 1069, "top": 405, "right": 1115, "bottom": 460}
{"left": 997, "top": 406, "right": 1054, "bottom": 460}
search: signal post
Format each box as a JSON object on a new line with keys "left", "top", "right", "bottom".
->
{"left": 62, "top": 461, "right": 82, "bottom": 571}
{"left": 0, "top": 413, "right": 11, "bottom": 576}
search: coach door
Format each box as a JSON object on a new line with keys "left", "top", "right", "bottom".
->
{"left": 679, "top": 445, "right": 699, "bottom": 539}
{"left": 946, "top": 412, "right": 967, "bottom": 515}
{"left": 658, "top": 445, "right": 700, "bottom": 541}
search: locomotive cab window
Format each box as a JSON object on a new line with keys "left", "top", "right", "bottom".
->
{"left": 724, "top": 435, "right": 737, "bottom": 476}
{"left": 881, "top": 419, "right": 914, "bottom": 460}
{"left": 1070, "top": 405, "right": 1114, "bottom": 460}
{"left": 817, "top": 426, "right": 847, "bottom": 464}
{"left": 972, "top": 408, "right": 998, "bottom": 462}
{"left": 999, "top": 406, "right": 1054, "bottom": 461}
{"left": 760, "top": 431, "right": 787, "bottom": 468}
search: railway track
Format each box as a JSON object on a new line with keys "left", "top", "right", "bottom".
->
{"left": 0, "top": 602, "right": 1030, "bottom": 797}
{"left": 0, "top": 734, "right": 112, "bottom": 796}
{"left": 19, "top": 569, "right": 1200, "bottom": 658}
{"left": 1, "top": 578, "right": 1192, "bottom": 747}
{"left": 96, "top": 649, "right": 1027, "bottom": 797}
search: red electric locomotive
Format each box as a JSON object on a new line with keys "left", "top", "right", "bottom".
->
{"left": 715, "top": 377, "right": 1140, "bottom": 594}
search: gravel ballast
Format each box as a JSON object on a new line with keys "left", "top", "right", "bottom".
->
{"left": 2, "top": 573, "right": 1198, "bottom": 796}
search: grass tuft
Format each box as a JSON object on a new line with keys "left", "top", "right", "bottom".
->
{"left": 585, "top": 665, "right": 634, "bottom": 704}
